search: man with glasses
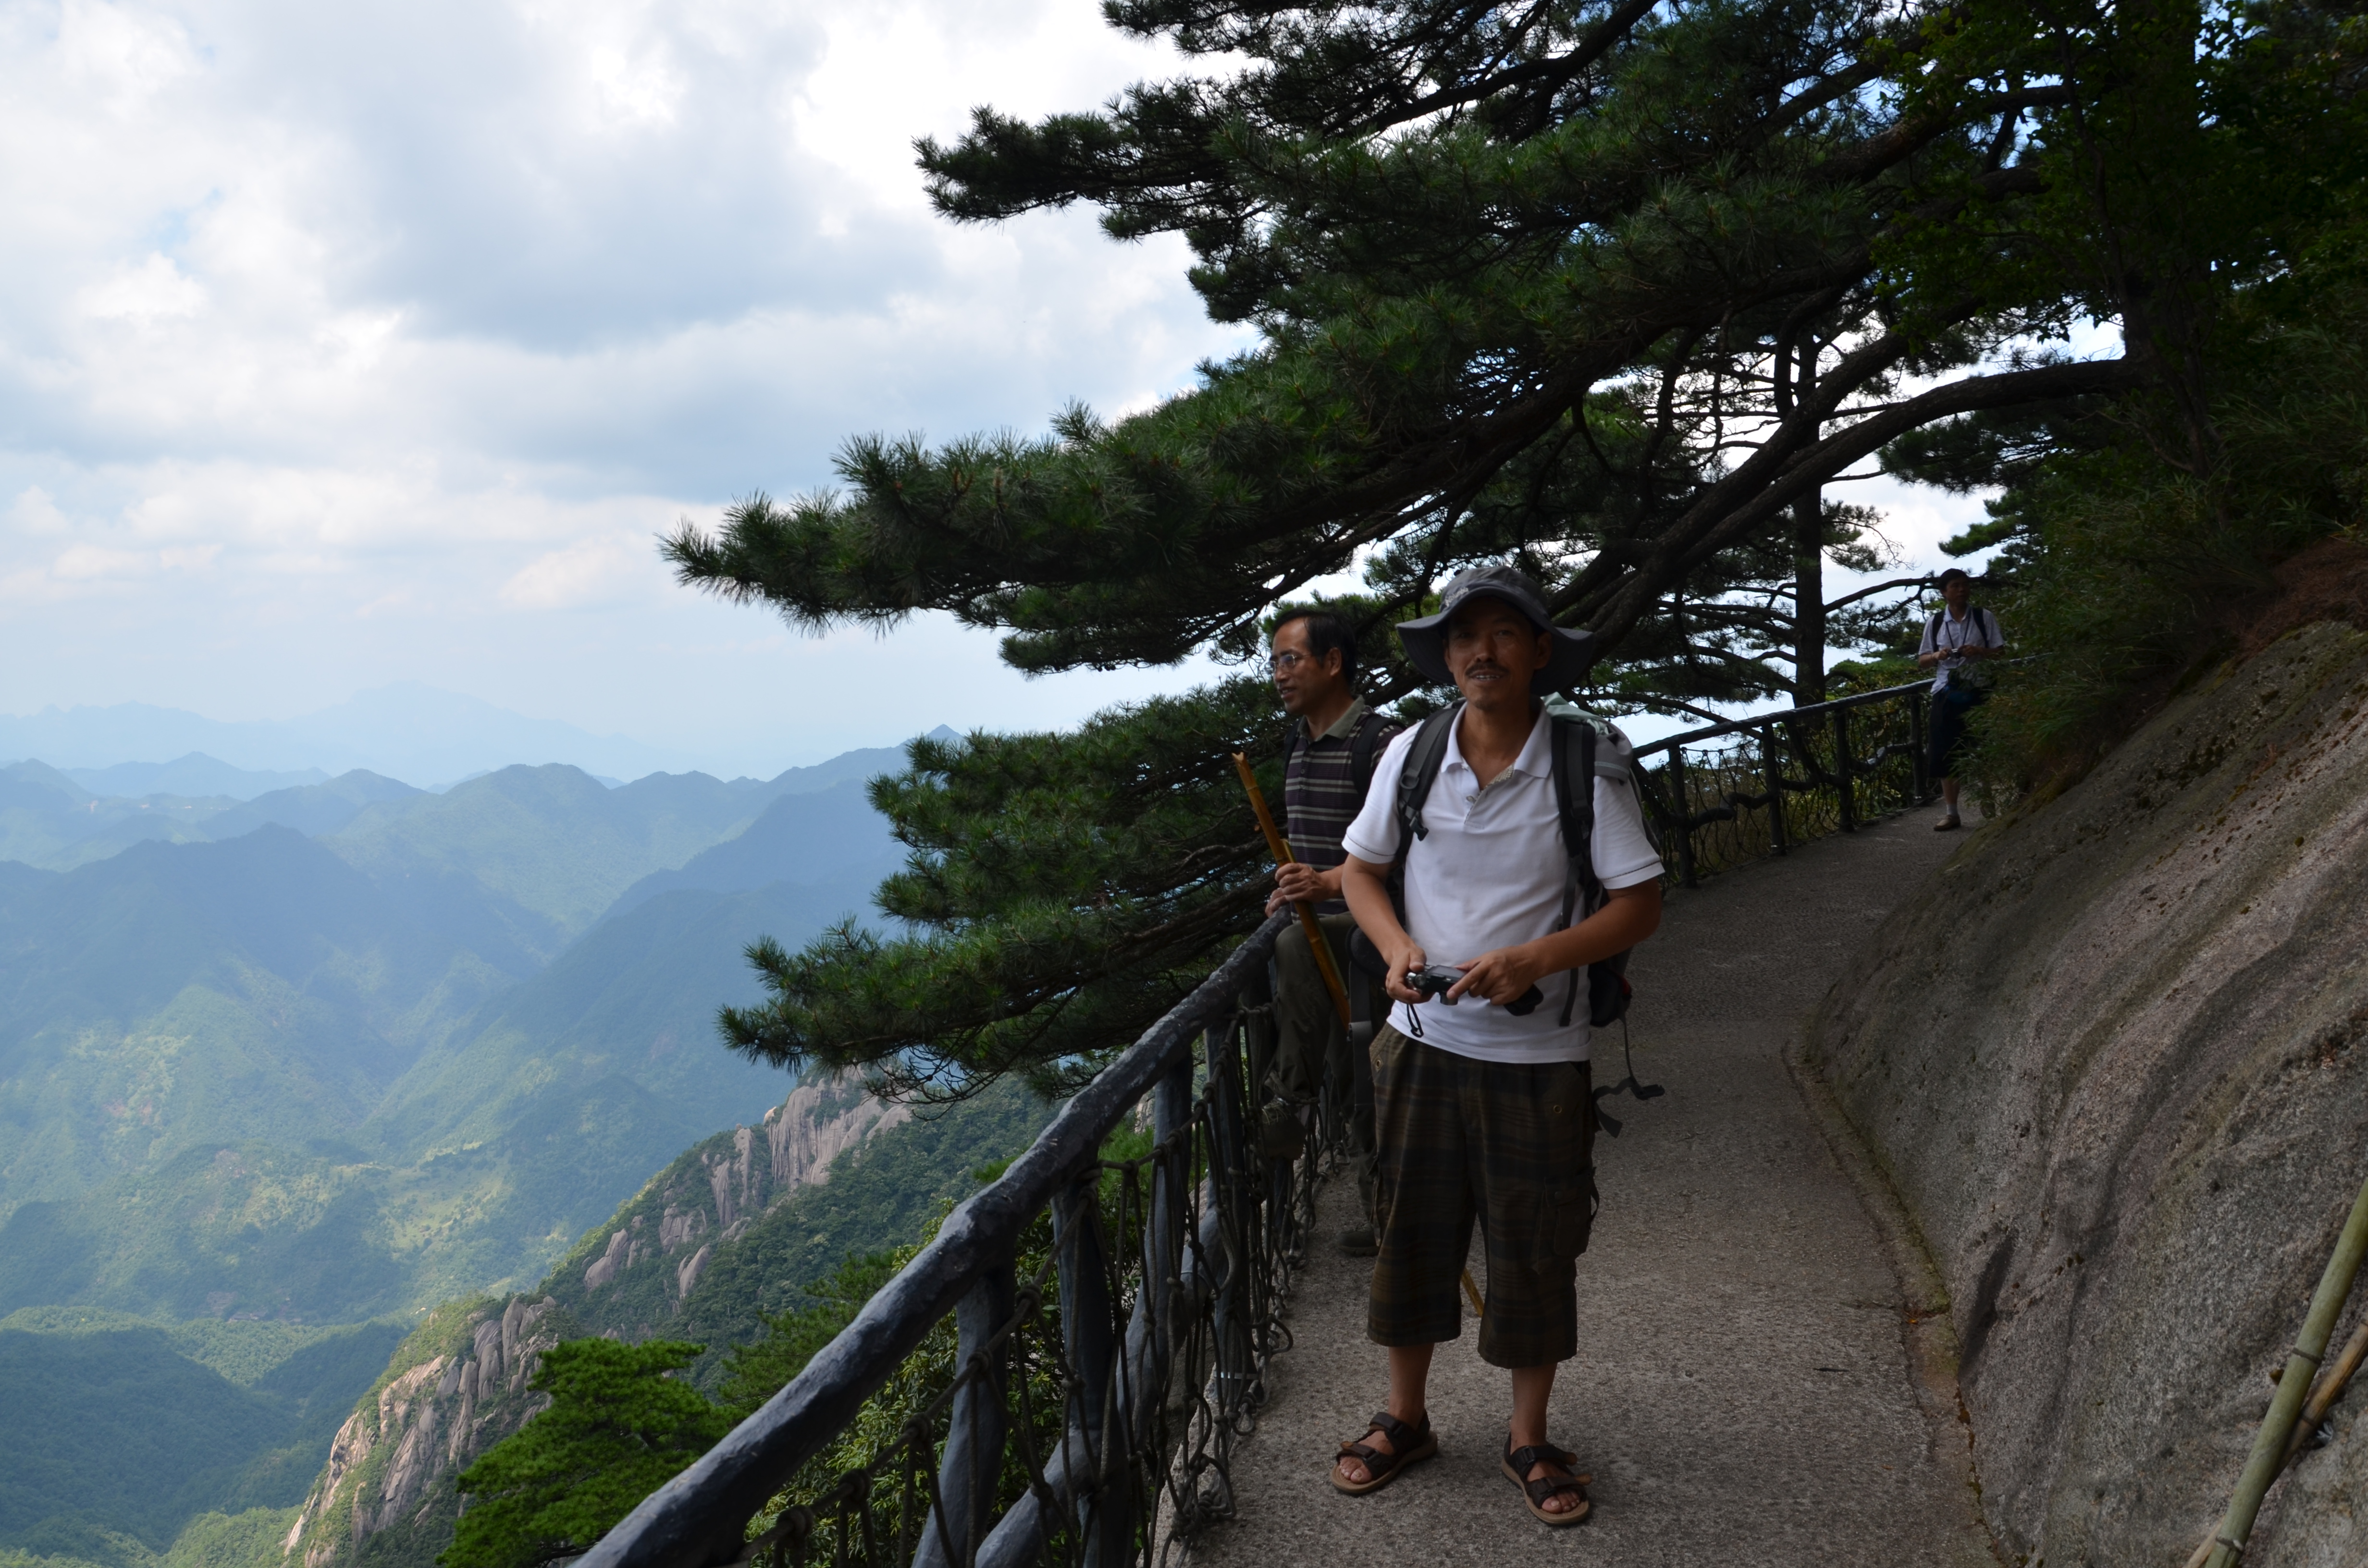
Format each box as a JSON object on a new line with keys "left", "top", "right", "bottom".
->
{"left": 1263, "top": 608, "right": 1400, "bottom": 1253}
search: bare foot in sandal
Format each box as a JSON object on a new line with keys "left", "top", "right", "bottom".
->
{"left": 1333, "top": 1423, "right": 1390, "bottom": 1488}
{"left": 1331, "top": 1410, "right": 1436, "bottom": 1494}
{"left": 1502, "top": 1436, "right": 1591, "bottom": 1524}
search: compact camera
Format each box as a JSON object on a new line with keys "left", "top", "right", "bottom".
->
{"left": 1403, "top": 964, "right": 1544, "bottom": 1016}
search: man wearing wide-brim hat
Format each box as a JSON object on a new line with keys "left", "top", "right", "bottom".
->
{"left": 1327, "top": 564, "right": 1664, "bottom": 1525}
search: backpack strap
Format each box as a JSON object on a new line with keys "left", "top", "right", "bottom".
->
{"left": 1547, "top": 717, "right": 1604, "bottom": 1028}
{"left": 1348, "top": 710, "right": 1385, "bottom": 804}
{"left": 1388, "top": 708, "right": 1459, "bottom": 877}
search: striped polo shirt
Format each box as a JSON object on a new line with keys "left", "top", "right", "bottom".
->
{"left": 1280, "top": 698, "right": 1402, "bottom": 915}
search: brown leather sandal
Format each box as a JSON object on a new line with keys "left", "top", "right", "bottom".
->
{"left": 1501, "top": 1437, "right": 1591, "bottom": 1526}
{"left": 1330, "top": 1410, "right": 1437, "bottom": 1495}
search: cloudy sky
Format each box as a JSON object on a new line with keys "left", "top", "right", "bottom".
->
{"left": 0, "top": 0, "right": 1982, "bottom": 777}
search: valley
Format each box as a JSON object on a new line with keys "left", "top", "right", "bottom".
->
{"left": 0, "top": 728, "right": 1043, "bottom": 1568}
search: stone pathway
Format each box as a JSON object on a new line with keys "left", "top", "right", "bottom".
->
{"left": 1184, "top": 809, "right": 1998, "bottom": 1567}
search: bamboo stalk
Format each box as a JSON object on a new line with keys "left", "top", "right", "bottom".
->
{"left": 1230, "top": 752, "right": 1353, "bottom": 1029}
{"left": 2189, "top": 1312, "right": 2368, "bottom": 1568}
{"left": 2281, "top": 1312, "right": 2368, "bottom": 1468}
{"left": 2196, "top": 1170, "right": 2368, "bottom": 1568}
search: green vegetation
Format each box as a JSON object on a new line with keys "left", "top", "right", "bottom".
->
{"left": 0, "top": 1308, "right": 403, "bottom": 1392}
{"left": 0, "top": 1509, "right": 299, "bottom": 1568}
{"left": 1866, "top": 0, "right": 2368, "bottom": 789}
{"left": 0, "top": 786, "right": 901, "bottom": 1322}
{"left": 0, "top": 742, "right": 951, "bottom": 1568}
{"left": 542, "top": 1069, "right": 1048, "bottom": 1384}
{"left": 444, "top": 1341, "right": 727, "bottom": 1568}
{"left": 0, "top": 1312, "right": 397, "bottom": 1562}
{"left": 441, "top": 1120, "right": 1139, "bottom": 1568}
{"left": 326, "top": 765, "right": 802, "bottom": 944}
{"left": 665, "top": 0, "right": 2368, "bottom": 1102}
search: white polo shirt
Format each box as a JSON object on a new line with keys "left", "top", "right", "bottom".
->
{"left": 1917, "top": 605, "right": 2005, "bottom": 692}
{"left": 1342, "top": 705, "right": 1663, "bottom": 1064}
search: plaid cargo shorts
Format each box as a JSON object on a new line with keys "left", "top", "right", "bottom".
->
{"left": 1366, "top": 1023, "right": 1596, "bottom": 1368}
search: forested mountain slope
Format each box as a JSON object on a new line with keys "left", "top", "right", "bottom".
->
{"left": 1811, "top": 619, "right": 2368, "bottom": 1568}
{"left": 0, "top": 760, "right": 907, "bottom": 1322}
{"left": 0, "top": 1311, "right": 406, "bottom": 1568}
{"left": 0, "top": 732, "right": 945, "bottom": 1568}
{"left": 279, "top": 1073, "right": 1047, "bottom": 1568}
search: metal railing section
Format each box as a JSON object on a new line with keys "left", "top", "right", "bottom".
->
{"left": 1633, "top": 679, "right": 1938, "bottom": 886}
{"left": 580, "top": 909, "right": 1333, "bottom": 1568}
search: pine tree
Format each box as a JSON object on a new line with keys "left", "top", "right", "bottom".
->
{"left": 670, "top": 0, "right": 2362, "bottom": 1098}
{"left": 444, "top": 1341, "right": 728, "bottom": 1568}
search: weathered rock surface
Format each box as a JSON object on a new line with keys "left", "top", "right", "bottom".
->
{"left": 539, "top": 1070, "right": 908, "bottom": 1338}
{"left": 276, "top": 1070, "right": 912, "bottom": 1568}
{"left": 1809, "top": 621, "right": 2368, "bottom": 1568}
{"left": 284, "top": 1294, "right": 571, "bottom": 1568}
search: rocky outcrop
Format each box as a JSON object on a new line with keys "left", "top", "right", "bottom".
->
{"left": 283, "top": 1294, "right": 573, "bottom": 1568}
{"left": 543, "top": 1070, "right": 907, "bottom": 1336}
{"left": 1809, "top": 621, "right": 2368, "bottom": 1568}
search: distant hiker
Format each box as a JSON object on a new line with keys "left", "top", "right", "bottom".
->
{"left": 1917, "top": 567, "right": 2005, "bottom": 831}
{"left": 1263, "top": 607, "right": 1400, "bottom": 1254}
{"left": 1331, "top": 565, "right": 1662, "bottom": 1525}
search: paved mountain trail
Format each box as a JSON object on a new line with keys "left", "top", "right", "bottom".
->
{"left": 1185, "top": 808, "right": 2000, "bottom": 1567}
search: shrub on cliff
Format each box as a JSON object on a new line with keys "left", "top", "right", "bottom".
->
{"left": 442, "top": 1341, "right": 727, "bottom": 1568}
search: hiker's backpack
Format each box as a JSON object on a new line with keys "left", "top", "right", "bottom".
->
{"left": 1925, "top": 605, "right": 2000, "bottom": 690}
{"left": 1924, "top": 603, "right": 1998, "bottom": 649}
{"left": 1366, "top": 702, "right": 1656, "bottom": 1029}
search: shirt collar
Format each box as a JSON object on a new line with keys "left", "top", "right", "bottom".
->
{"left": 1302, "top": 696, "right": 1370, "bottom": 742}
{"left": 1442, "top": 701, "right": 1552, "bottom": 779}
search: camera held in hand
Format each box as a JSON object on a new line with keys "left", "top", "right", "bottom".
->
{"left": 1403, "top": 964, "right": 1544, "bottom": 1016}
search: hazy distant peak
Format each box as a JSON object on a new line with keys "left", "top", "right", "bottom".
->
{"left": 63, "top": 752, "right": 332, "bottom": 802}
{"left": 1, "top": 758, "right": 93, "bottom": 808}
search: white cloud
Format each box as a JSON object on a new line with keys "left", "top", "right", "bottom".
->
{"left": 500, "top": 534, "right": 654, "bottom": 610}
{"left": 77, "top": 252, "right": 207, "bottom": 325}
{"left": 0, "top": 0, "right": 1254, "bottom": 767}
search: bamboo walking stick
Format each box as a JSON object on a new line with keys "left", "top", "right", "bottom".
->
{"left": 1231, "top": 751, "right": 1353, "bottom": 1029}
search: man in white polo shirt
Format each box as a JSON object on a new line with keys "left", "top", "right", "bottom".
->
{"left": 1325, "top": 565, "right": 1663, "bottom": 1526}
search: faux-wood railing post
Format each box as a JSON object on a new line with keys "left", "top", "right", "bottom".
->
{"left": 916, "top": 1261, "right": 1015, "bottom": 1568}
{"left": 1832, "top": 706, "right": 1856, "bottom": 832}
{"left": 1666, "top": 748, "right": 1699, "bottom": 887}
{"left": 1763, "top": 723, "right": 1788, "bottom": 856}
{"left": 1204, "top": 1018, "right": 1256, "bottom": 1428}
{"left": 1053, "top": 1175, "right": 1129, "bottom": 1568}
{"left": 1908, "top": 690, "right": 1930, "bottom": 804}
{"left": 1139, "top": 1052, "right": 1193, "bottom": 1447}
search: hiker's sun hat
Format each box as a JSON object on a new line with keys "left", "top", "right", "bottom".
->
{"left": 1395, "top": 564, "right": 1595, "bottom": 694}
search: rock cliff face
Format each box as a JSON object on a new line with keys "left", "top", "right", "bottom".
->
{"left": 278, "top": 1071, "right": 909, "bottom": 1568}
{"left": 282, "top": 1294, "right": 573, "bottom": 1568}
{"left": 1809, "top": 621, "right": 2368, "bottom": 1568}
{"left": 541, "top": 1072, "right": 908, "bottom": 1338}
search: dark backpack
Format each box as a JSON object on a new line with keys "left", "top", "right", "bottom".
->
{"left": 1353, "top": 703, "right": 1647, "bottom": 1029}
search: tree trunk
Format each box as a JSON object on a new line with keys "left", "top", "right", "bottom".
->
{"left": 1792, "top": 489, "right": 1826, "bottom": 704}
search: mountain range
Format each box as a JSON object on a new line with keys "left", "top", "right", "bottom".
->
{"left": 0, "top": 685, "right": 799, "bottom": 786}
{"left": 0, "top": 747, "right": 936, "bottom": 1323}
{"left": 0, "top": 722, "right": 1039, "bottom": 1568}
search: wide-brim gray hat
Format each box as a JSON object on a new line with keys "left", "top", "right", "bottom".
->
{"left": 1396, "top": 564, "right": 1595, "bottom": 693}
